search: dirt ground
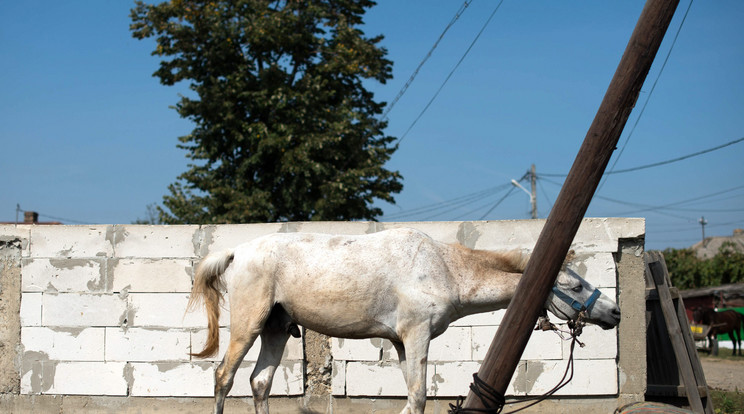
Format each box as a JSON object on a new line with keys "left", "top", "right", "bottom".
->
{"left": 700, "top": 357, "right": 744, "bottom": 391}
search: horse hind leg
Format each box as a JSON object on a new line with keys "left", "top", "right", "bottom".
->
{"left": 213, "top": 301, "right": 273, "bottom": 414}
{"left": 250, "top": 305, "right": 294, "bottom": 414}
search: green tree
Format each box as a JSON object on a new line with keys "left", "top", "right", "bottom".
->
{"left": 130, "top": 0, "right": 402, "bottom": 223}
{"left": 664, "top": 242, "right": 744, "bottom": 289}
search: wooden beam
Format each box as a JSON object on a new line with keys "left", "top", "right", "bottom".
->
{"left": 462, "top": 0, "right": 680, "bottom": 409}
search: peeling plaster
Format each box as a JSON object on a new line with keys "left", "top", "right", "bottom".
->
{"left": 456, "top": 222, "right": 481, "bottom": 249}
{"left": 21, "top": 351, "right": 55, "bottom": 394}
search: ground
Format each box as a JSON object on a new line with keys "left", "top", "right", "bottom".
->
{"left": 701, "top": 357, "right": 744, "bottom": 391}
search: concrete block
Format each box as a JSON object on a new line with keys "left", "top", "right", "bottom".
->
{"left": 331, "top": 360, "right": 346, "bottom": 395}
{"left": 331, "top": 338, "right": 382, "bottom": 361}
{"left": 113, "top": 225, "right": 198, "bottom": 258}
{"left": 521, "top": 359, "right": 618, "bottom": 396}
{"left": 22, "top": 327, "right": 104, "bottom": 361}
{"left": 22, "top": 258, "right": 106, "bottom": 293}
{"left": 430, "top": 361, "right": 481, "bottom": 397}
{"left": 191, "top": 328, "right": 303, "bottom": 362}
{"left": 105, "top": 328, "right": 190, "bottom": 362}
{"left": 471, "top": 326, "right": 564, "bottom": 361}
{"left": 228, "top": 361, "right": 304, "bottom": 396}
{"left": 571, "top": 252, "right": 617, "bottom": 288}
{"left": 129, "top": 293, "right": 205, "bottom": 328}
{"left": 130, "top": 362, "right": 214, "bottom": 397}
{"left": 43, "top": 293, "right": 126, "bottom": 327}
{"left": 200, "top": 223, "right": 284, "bottom": 255}
{"left": 20, "top": 292, "right": 42, "bottom": 326}
{"left": 29, "top": 225, "right": 113, "bottom": 258}
{"left": 47, "top": 362, "right": 128, "bottom": 396}
{"left": 429, "top": 327, "right": 471, "bottom": 362}
{"left": 344, "top": 362, "right": 408, "bottom": 397}
{"left": 111, "top": 258, "right": 192, "bottom": 293}
{"left": 569, "top": 324, "right": 618, "bottom": 360}
{"left": 467, "top": 220, "right": 546, "bottom": 250}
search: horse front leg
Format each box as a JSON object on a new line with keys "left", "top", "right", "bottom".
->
{"left": 399, "top": 328, "right": 431, "bottom": 414}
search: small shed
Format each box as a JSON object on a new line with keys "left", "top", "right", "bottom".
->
{"left": 680, "top": 283, "right": 744, "bottom": 321}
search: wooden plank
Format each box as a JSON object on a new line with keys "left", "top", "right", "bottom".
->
{"left": 646, "top": 252, "right": 705, "bottom": 414}
{"left": 461, "top": 1, "right": 681, "bottom": 408}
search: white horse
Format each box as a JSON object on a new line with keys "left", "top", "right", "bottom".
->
{"left": 188, "top": 228, "right": 621, "bottom": 414}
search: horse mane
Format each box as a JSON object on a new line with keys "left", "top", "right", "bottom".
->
{"left": 450, "top": 244, "right": 530, "bottom": 274}
{"left": 450, "top": 244, "right": 575, "bottom": 274}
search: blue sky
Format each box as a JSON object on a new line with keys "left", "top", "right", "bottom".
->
{"left": 1, "top": 1, "right": 742, "bottom": 251}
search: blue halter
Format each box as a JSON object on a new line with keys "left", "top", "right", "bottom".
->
{"left": 551, "top": 286, "right": 601, "bottom": 313}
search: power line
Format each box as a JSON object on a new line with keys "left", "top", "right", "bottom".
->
{"left": 540, "top": 135, "right": 744, "bottom": 177}
{"left": 15, "top": 204, "right": 88, "bottom": 224}
{"left": 380, "top": 1, "right": 472, "bottom": 121}
{"left": 599, "top": 0, "right": 695, "bottom": 191}
{"left": 396, "top": 0, "right": 505, "bottom": 144}
{"left": 383, "top": 182, "right": 512, "bottom": 220}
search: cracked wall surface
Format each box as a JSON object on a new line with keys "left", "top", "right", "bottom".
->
{"left": 0, "top": 219, "right": 645, "bottom": 411}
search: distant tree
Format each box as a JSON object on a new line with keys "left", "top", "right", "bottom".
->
{"left": 132, "top": 203, "right": 163, "bottom": 224}
{"left": 130, "top": 0, "right": 402, "bottom": 223}
{"left": 664, "top": 242, "right": 744, "bottom": 289}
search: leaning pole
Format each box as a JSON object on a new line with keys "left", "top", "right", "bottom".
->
{"left": 462, "top": 0, "right": 680, "bottom": 410}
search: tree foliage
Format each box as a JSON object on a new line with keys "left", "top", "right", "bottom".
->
{"left": 130, "top": 0, "right": 402, "bottom": 223}
{"left": 664, "top": 242, "right": 744, "bottom": 289}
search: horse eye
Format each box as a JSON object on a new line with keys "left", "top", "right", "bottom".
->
{"left": 572, "top": 285, "right": 583, "bottom": 293}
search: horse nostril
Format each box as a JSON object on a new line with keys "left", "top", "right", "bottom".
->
{"left": 612, "top": 308, "right": 621, "bottom": 317}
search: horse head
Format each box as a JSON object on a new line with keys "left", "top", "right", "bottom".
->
{"left": 545, "top": 268, "right": 621, "bottom": 330}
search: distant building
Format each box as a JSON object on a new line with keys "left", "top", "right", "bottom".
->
{"left": 690, "top": 228, "right": 744, "bottom": 259}
{"left": 0, "top": 211, "right": 62, "bottom": 225}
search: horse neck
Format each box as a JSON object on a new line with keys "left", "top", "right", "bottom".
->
{"left": 445, "top": 244, "right": 524, "bottom": 317}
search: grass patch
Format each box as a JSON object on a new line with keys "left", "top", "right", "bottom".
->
{"left": 711, "top": 389, "right": 744, "bottom": 414}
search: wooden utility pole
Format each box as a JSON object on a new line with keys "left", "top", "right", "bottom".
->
{"left": 462, "top": 0, "right": 680, "bottom": 409}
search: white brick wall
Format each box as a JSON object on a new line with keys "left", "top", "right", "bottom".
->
{"left": 11, "top": 219, "right": 643, "bottom": 398}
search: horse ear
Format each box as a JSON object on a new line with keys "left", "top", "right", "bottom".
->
{"left": 561, "top": 250, "right": 576, "bottom": 270}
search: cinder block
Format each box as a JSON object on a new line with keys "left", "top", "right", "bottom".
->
{"left": 430, "top": 361, "right": 482, "bottom": 397}
{"left": 105, "top": 328, "right": 190, "bottom": 362}
{"left": 201, "top": 223, "right": 284, "bottom": 255}
{"left": 331, "top": 338, "right": 382, "bottom": 361}
{"left": 20, "top": 292, "right": 42, "bottom": 326}
{"left": 23, "top": 258, "right": 105, "bottom": 293}
{"left": 567, "top": 252, "right": 616, "bottom": 288}
{"left": 43, "top": 293, "right": 126, "bottom": 327}
{"left": 228, "top": 361, "right": 304, "bottom": 396}
{"left": 111, "top": 258, "right": 192, "bottom": 293}
{"left": 129, "top": 293, "right": 205, "bottom": 328}
{"left": 344, "top": 362, "right": 408, "bottom": 397}
{"left": 471, "top": 326, "right": 564, "bottom": 361}
{"left": 130, "top": 362, "right": 214, "bottom": 397}
{"left": 47, "top": 362, "right": 128, "bottom": 396}
{"left": 429, "top": 327, "right": 471, "bottom": 361}
{"left": 29, "top": 225, "right": 113, "bottom": 258}
{"left": 114, "top": 225, "right": 199, "bottom": 258}
{"left": 191, "top": 328, "right": 303, "bottom": 362}
{"left": 522, "top": 359, "right": 618, "bottom": 396}
{"left": 22, "top": 327, "right": 105, "bottom": 361}
{"left": 569, "top": 324, "right": 618, "bottom": 360}
{"left": 331, "top": 360, "right": 346, "bottom": 396}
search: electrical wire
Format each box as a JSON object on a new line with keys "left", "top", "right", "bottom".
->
{"left": 540, "top": 136, "right": 744, "bottom": 178}
{"left": 380, "top": 1, "right": 472, "bottom": 121}
{"left": 396, "top": 0, "right": 505, "bottom": 144}
{"left": 598, "top": 0, "right": 695, "bottom": 191}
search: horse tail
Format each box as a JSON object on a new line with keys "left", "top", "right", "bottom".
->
{"left": 188, "top": 249, "right": 235, "bottom": 358}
